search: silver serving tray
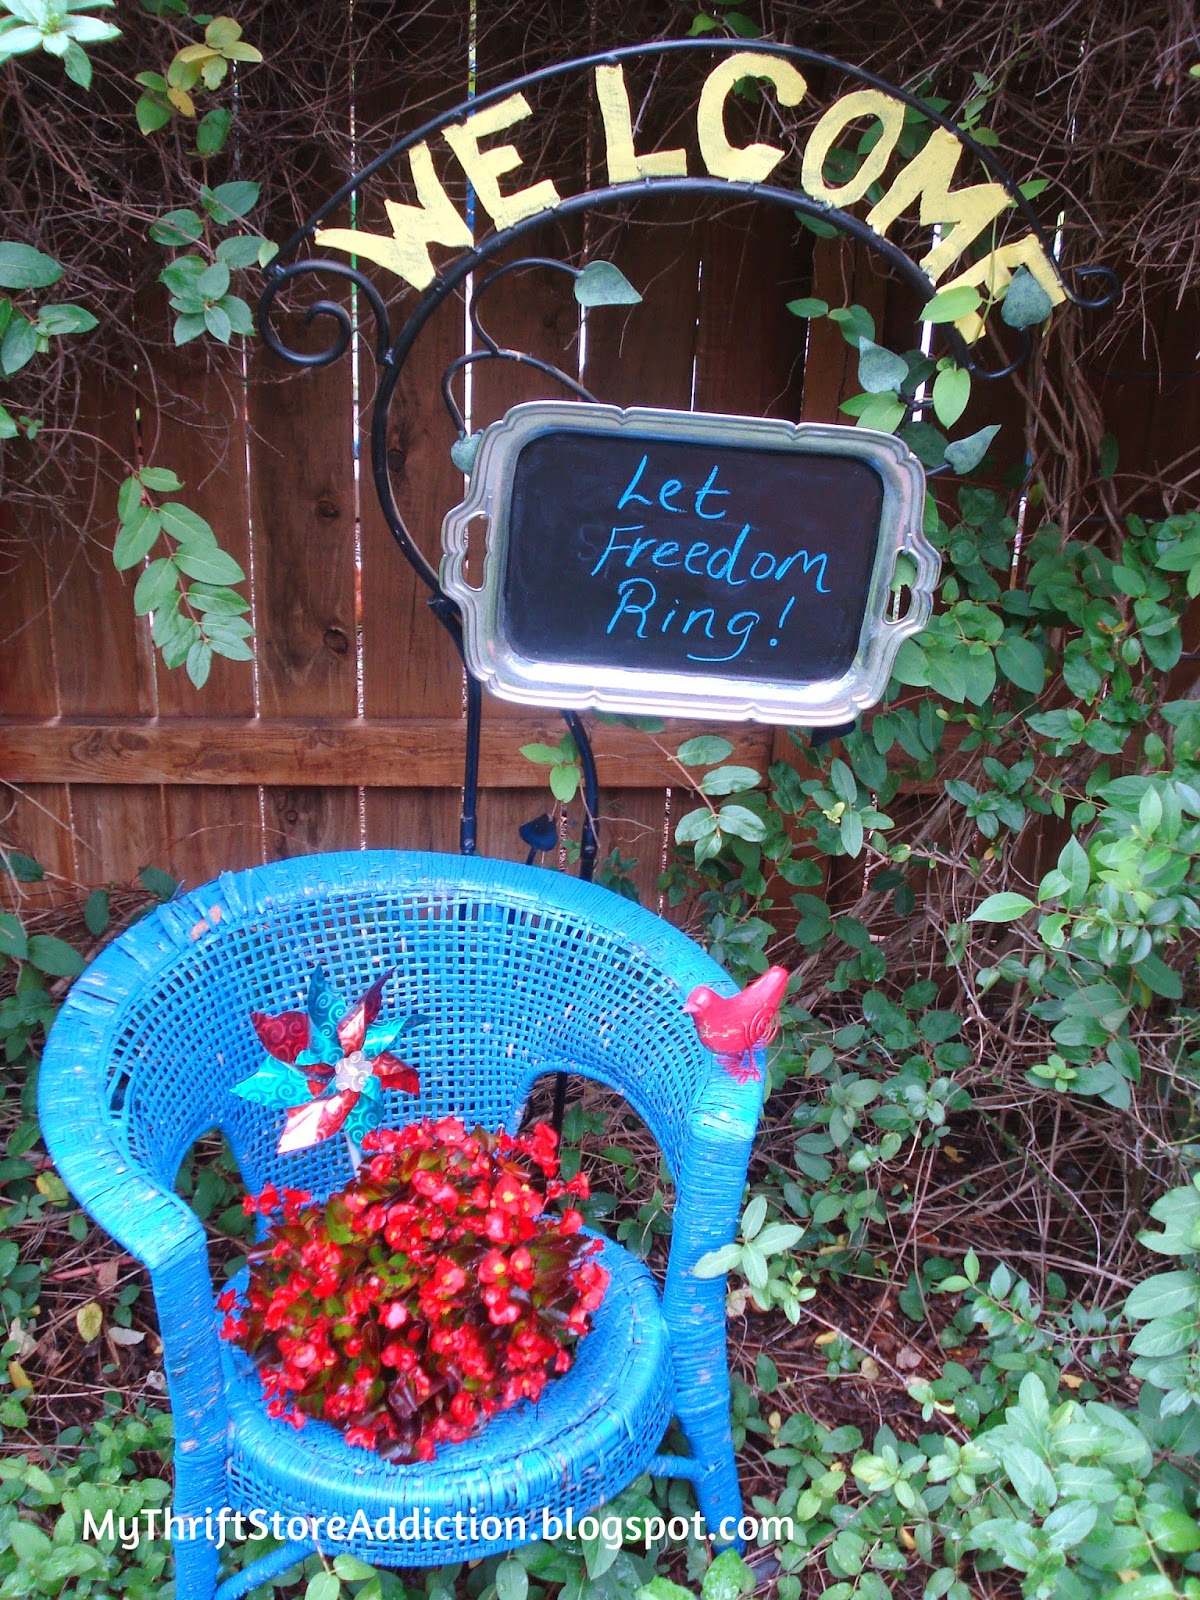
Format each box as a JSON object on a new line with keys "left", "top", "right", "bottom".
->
{"left": 441, "top": 402, "right": 937, "bottom": 725}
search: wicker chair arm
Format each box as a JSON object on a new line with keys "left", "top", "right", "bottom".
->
{"left": 661, "top": 1048, "right": 765, "bottom": 1325}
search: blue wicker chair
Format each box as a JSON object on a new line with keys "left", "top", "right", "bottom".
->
{"left": 39, "top": 851, "right": 765, "bottom": 1600}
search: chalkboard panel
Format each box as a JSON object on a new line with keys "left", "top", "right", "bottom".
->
{"left": 442, "top": 403, "right": 936, "bottom": 726}
{"left": 505, "top": 430, "right": 883, "bottom": 682}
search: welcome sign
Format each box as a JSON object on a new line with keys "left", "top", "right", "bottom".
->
{"left": 441, "top": 405, "right": 937, "bottom": 724}
{"left": 315, "top": 49, "right": 1066, "bottom": 343}
{"left": 262, "top": 40, "right": 1101, "bottom": 730}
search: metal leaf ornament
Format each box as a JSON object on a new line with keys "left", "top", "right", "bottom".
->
{"left": 234, "top": 967, "right": 426, "bottom": 1154}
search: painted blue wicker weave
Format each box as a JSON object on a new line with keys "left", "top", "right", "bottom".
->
{"left": 38, "top": 851, "right": 767, "bottom": 1600}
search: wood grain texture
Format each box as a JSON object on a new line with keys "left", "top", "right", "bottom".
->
{"left": 264, "top": 786, "right": 362, "bottom": 862}
{"left": 69, "top": 785, "right": 166, "bottom": 885}
{"left": 248, "top": 79, "right": 361, "bottom": 859}
{"left": 364, "top": 788, "right": 461, "bottom": 855}
{"left": 0, "top": 504, "right": 73, "bottom": 893}
{"left": 43, "top": 370, "right": 164, "bottom": 884}
{"left": 140, "top": 309, "right": 264, "bottom": 873}
{"left": 0, "top": 716, "right": 771, "bottom": 788}
{"left": 0, "top": 784, "right": 76, "bottom": 908}
{"left": 353, "top": 3, "right": 471, "bottom": 868}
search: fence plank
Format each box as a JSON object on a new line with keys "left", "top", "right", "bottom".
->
{"left": 45, "top": 371, "right": 164, "bottom": 884}
{"left": 0, "top": 786, "right": 76, "bottom": 909}
{"left": 0, "top": 508, "right": 75, "bottom": 895}
{"left": 142, "top": 320, "right": 264, "bottom": 880}
{"left": 356, "top": 3, "right": 470, "bottom": 857}
{"left": 263, "top": 787, "right": 361, "bottom": 861}
{"left": 0, "top": 716, "right": 769, "bottom": 788}
{"left": 248, "top": 68, "right": 360, "bottom": 860}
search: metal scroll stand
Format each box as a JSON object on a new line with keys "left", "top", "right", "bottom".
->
{"left": 256, "top": 38, "right": 1120, "bottom": 1135}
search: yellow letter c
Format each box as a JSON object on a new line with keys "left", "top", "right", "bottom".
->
{"left": 697, "top": 52, "right": 807, "bottom": 183}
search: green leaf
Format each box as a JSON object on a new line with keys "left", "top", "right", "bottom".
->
{"left": 186, "top": 639, "right": 213, "bottom": 688}
{"left": 118, "top": 475, "right": 142, "bottom": 521}
{"left": 996, "top": 636, "right": 1045, "bottom": 693}
{"left": 196, "top": 261, "right": 231, "bottom": 300}
{"left": 304, "top": 1574, "right": 340, "bottom": 1600}
{"left": 639, "top": 1581, "right": 696, "bottom": 1600}
{"left": 840, "top": 810, "right": 864, "bottom": 857}
{"left": 149, "top": 209, "right": 203, "bottom": 247}
{"left": 139, "top": 466, "right": 183, "bottom": 492}
{"left": 204, "top": 302, "right": 232, "bottom": 342}
{"left": 175, "top": 546, "right": 246, "bottom": 585}
{"left": 136, "top": 93, "right": 173, "bottom": 136}
{"left": 27, "top": 934, "right": 85, "bottom": 978}
{"left": 113, "top": 508, "right": 162, "bottom": 570}
{"left": 549, "top": 763, "right": 580, "bottom": 804}
{"left": 677, "top": 735, "right": 735, "bottom": 767}
{"left": 854, "top": 393, "right": 905, "bottom": 434}
{"left": 1056, "top": 835, "right": 1090, "bottom": 903}
{"left": 932, "top": 367, "right": 970, "bottom": 429}
{"left": 133, "top": 558, "right": 180, "bottom": 615}
{"left": 1, "top": 852, "right": 43, "bottom": 882}
{"left": 969, "top": 892, "right": 1035, "bottom": 923}
{"left": 139, "top": 866, "right": 178, "bottom": 901}
{"left": 209, "top": 631, "right": 255, "bottom": 662}
{"left": 920, "top": 285, "right": 982, "bottom": 324}
{"left": 83, "top": 889, "right": 109, "bottom": 936}
{"left": 0, "top": 404, "right": 18, "bottom": 440}
{"left": 195, "top": 107, "right": 232, "bottom": 157}
{"left": 754, "top": 1222, "right": 802, "bottom": 1253}
{"left": 742, "top": 1194, "right": 767, "bottom": 1240}
{"left": 574, "top": 261, "right": 641, "bottom": 307}
{"left": 1042, "top": 1499, "right": 1097, "bottom": 1552}
{"left": 675, "top": 808, "right": 718, "bottom": 846}
{"left": 62, "top": 38, "right": 92, "bottom": 89}
{"left": 0, "top": 912, "right": 28, "bottom": 961}
{"left": 496, "top": 1558, "right": 528, "bottom": 1600}
{"left": 1001, "top": 266, "right": 1054, "bottom": 330}
{"left": 717, "top": 804, "right": 767, "bottom": 842}
{"left": 0, "top": 242, "right": 63, "bottom": 290}
{"left": 786, "top": 297, "right": 828, "bottom": 318}
{"left": 215, "top": 235, "right": 267, "bottom": 270}
{"left": 828, "top": 304, "right": 875, "bottom": 346}
{"left": 699, "top": 765, "right": 760, "bottom": 796}
{"left": 205, "top": 181, "right": 261, "bottom": 221}
{"left": 1000, "top": 1440, "right": 1058, "bottom": 1511}
{"left": 944, "top": 424, "right": 1000, "bottom": 475}
{"left": 9, "top": 1519, "right": 52, "bottom": 1560}
{"left": 701, "top": 1550, "right": 755, "bottom": 1600}
{"left": 222, "top": 295, "right": 256, "bottom": 340}
{"left": 1, "top": 315, "right": 38, "bottom": 376}
{"left": 37, "top": 303, "right": 97, "bottom": 335}
{"left": 520, "top": 743, "right": 561, "bottom": 766}
{"left": 1134, "top": 952, "right": 1183, "bottom": 1000}
{"left": 692, "top": 1243, "right": 742, "bottom": 1278}
{"left": 857, "top": 338, "right": 909, "bottom": 395}
{"left": 172, "top": 312, "right": 207, "bottom": 345}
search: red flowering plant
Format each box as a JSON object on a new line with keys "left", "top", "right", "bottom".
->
{"left": 218, "top": 1117, "right": 608, "bottom": 1462}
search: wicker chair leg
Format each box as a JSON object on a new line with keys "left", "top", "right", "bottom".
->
{"left": 688, "top": 1434, "right": 745, "bottom": 1554}
{"left": 172, "top": 1529, "right": 221, "bottom": 1600}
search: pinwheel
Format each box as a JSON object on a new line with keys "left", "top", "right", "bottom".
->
{"left": 233, "top": 967, "right": 426, "bottom": 1154}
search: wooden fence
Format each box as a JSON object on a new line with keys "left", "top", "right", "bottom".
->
{"left": 2, "top": 7, "right": 1197, "bottom": 908}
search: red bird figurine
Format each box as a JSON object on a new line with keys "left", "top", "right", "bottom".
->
{"left": 684, "top": 965, "right": 790, "bottom": 1083}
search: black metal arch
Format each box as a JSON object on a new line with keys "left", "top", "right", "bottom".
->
{"left": 256, "top": 36, "right": 1119, "bottom": 887}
